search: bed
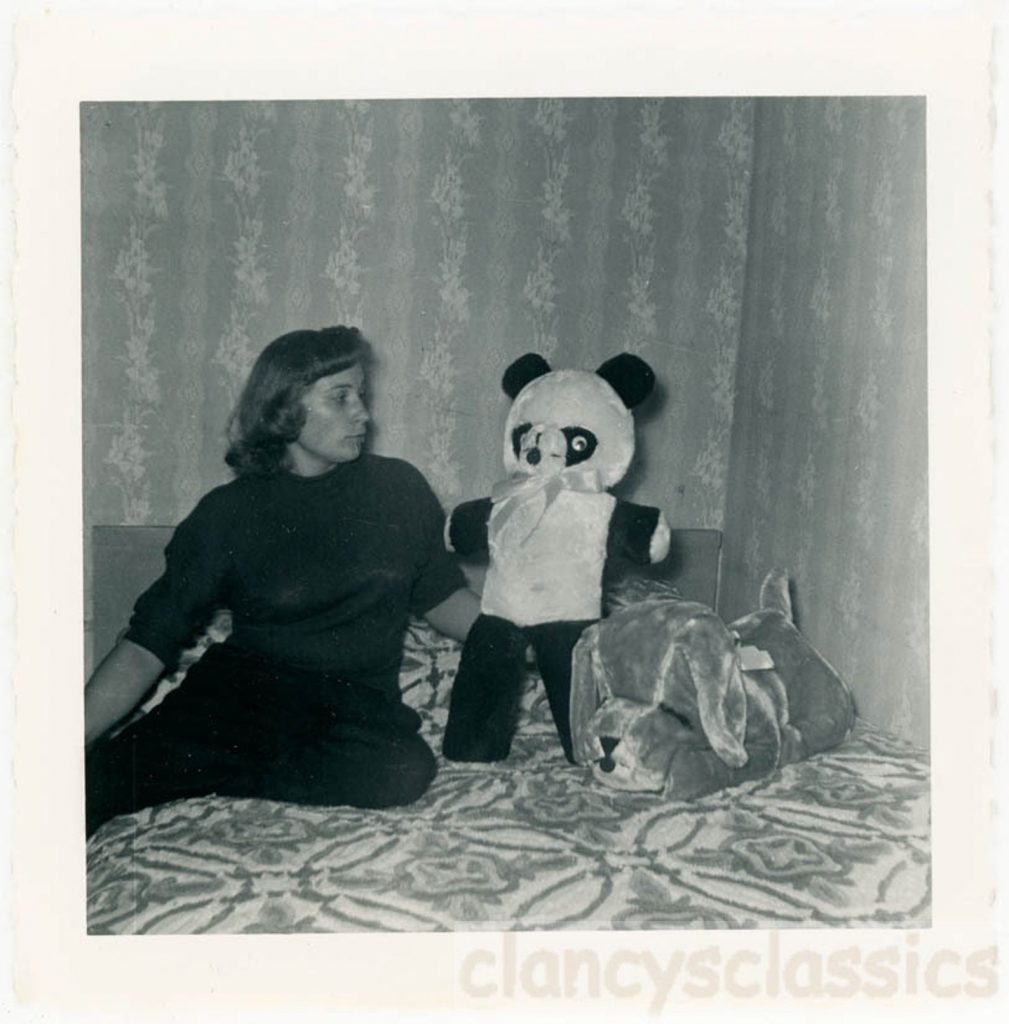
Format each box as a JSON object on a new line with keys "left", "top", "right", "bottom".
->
{"left": 86, "top": 526, "right": 930, "bottom": 934}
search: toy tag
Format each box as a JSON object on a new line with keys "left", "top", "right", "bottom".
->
{"left": 737, "top": 645, "right": 775, "bottom": 671}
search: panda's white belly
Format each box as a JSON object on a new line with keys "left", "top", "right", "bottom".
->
{"left": 482, "top": 490, "right": 615, "bottom": 626}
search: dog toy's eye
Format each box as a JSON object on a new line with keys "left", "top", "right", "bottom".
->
{"left": 571, "top": 436, "right": 588, "bottom": 453}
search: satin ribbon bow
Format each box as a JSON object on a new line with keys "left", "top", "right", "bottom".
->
{"left": 489, "top": 466, "right": 604, "bottom": 546}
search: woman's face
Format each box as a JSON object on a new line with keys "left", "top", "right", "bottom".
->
{"left": 286, "top": 364, "right": 370, "bottom": 476}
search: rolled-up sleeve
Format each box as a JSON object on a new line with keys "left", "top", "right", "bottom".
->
{"left": 124, "top": 492, "right": 233, "bottom": 668}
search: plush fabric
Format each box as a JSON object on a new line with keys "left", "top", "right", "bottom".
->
{"left": 483, "top": 489, "right": 616, "bottom": 625}
{"left": 571, "top": 598, "right": 750, "bottom": 790}
{"left": 570, "top": 571, "right": 856, "bottom": 799}
{"left": 501, "top": 368, "right": 636, "bottom": 488}
{"left": 443, "top": 353, "right": 669, "bottom": 762}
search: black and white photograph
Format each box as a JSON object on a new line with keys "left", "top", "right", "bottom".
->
{"left": 9, "top": 1, "right": 1000, "bottom": 1015}
{"left": 80, "top": 94, "right": 930, "bottom": 935}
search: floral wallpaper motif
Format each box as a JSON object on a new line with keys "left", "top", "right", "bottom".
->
{"left": 82, "top": 98, "right": 927, "bottom": 744}
{"left": 621, "top": 99, "right": 669, "bottom": 354}
{"left": 215, "top": 104, "right": 274, "bottom": 407}
{"left": 324, "top": 101, "right": 374, "bottom": 327}
{"left": 422, "top": 100, "right": 481, "bottom": 498}
{"left": 174, "top": 104, "right": 218, "bottom": 518}
{"left": 283, "top": 104, "right": 323, "bottom": 336}
{"left": 691, "top": 100, "right": 755, "bottom": 527}
{"left": 523, "top": 99, "right": 571, "bottom": 359}
{"left": 483, "top": 102, "right": 521, "bottom": 381}
{"left": 83, "top": 99, "right": 751, "bottom": 527}
{"left": 377, "top": 102, "right": 424, "bottom": 457}
{"left": 720, "top": 98, "right": 928, "bottom": 747}
{"left": 106, "top": 107, "right": 167, "bottom": 525}
{"left": 577, "top": 99, "right": 617, "bottom": 350}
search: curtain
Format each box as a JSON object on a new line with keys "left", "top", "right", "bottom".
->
{"left": 719, "top": 98, "right": 928, "bottom": 747}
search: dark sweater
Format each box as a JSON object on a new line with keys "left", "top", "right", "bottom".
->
{"left": 126, "top": 454, "right": 465, "bottom": 696}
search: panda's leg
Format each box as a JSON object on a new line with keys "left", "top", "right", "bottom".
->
{"left": 442, "top": 614, "right": 528, "bottom": 763}
{"left": 526, "top": 620, "right": 595, "bottom": 764}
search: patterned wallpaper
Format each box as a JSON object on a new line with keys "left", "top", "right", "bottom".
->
{"left": 81, "top": 98, "right": 928, "bottom": 744}
{"left": 719, "top": 98, "right": 928, "bottom": 748}
{"left": 82, "top": 98, "right": 753, "bottom": 530}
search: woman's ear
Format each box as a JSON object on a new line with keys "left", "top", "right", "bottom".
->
{"left": 502, "top": 353, "right": 551, "bottom": 398}
{"left": 596, "top": 353, "right": 656, "bottom": 408}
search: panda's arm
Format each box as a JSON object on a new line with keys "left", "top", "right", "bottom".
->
{"left": 445, "top": 497, "right": 493, "bottom": 557}
{"left": 607, "top": 500, "right": 671, "bottom": 565}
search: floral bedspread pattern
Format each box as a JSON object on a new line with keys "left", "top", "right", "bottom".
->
{"left": 87, "top": 622, "right": 930, "bottom": 934}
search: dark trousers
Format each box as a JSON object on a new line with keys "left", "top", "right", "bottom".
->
{"left": 442, "top": 614, "right": 592, "bottom": 764}
{"left": 86, "top": 644, "right": 436, "bottom": 836}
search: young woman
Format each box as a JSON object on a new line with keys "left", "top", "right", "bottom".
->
{"left": 85, "top": 326, "right": 479, "bottom": 835}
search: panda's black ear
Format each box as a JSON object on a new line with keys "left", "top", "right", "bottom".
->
{"left": 596, "top": 353, "right": 656, "bottom": 408}
{"left": 502, "top": 353, "right": 551, "bottom": 398}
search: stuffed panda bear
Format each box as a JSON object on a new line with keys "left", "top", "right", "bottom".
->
{"left": 442, "top": 352, "right": 671, "bottom": 764}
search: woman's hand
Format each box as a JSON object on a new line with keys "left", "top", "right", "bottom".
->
{"left": 84, "top": 639, "right": 166, "bottom": 748}
{"left": 422, "top": 587, "right": 480, "bottom": 643}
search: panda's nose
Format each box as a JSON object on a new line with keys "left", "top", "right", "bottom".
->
{"left": 526, "top": 449, "right": 541, "bottom": 466}
{"left": 532, "top": 427, "right": 565, "bottom": 455}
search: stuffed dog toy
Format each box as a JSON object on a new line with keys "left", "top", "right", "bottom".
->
{"left": 570, "top": 570, "right": 856, "bottom": 798}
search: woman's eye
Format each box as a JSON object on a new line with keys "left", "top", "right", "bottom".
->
{"left": 331, "top": 390, "right": 364, "bottom": 406}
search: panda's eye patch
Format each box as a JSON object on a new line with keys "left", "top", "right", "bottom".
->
{"left": 511, "top": 423, "right": 532, "bottom": 458}
{"left": 562, "top": 427, "right": 598, "bottom": 464}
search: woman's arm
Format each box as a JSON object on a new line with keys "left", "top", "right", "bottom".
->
{"left": 422, "top": 586, "right": 480, "bottom": 643}
{"left": 84, "top": 639, "right": 166, "bottom": 748}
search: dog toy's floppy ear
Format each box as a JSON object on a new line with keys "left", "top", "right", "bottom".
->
{"left": 502, "top": 353, "right": 552, "bottom": 399}
{"left": 759, "top": 569, "right": 793, "bottom": 620}
{"left": 596, "top": 354, "right": 656, "bottom": 409}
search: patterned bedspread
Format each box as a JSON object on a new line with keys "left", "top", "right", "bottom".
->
{"left": 87, "top": 621, "right": 931, "bottom": 934}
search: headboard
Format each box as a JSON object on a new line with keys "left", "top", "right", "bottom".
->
{"left": 89, "top": 525, "right": 723, "bottom": 673}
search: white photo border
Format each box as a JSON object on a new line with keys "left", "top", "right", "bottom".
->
{"left": 11, "top": 1, "right": 1000, "bottom": 1014}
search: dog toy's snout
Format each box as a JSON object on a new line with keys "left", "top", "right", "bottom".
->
{"left": 598, "top": 736, "right": 620, "bottom": 773}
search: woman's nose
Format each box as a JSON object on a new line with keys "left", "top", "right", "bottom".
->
{"left": 351, "top": 395, "right": 370, "bottom": 424}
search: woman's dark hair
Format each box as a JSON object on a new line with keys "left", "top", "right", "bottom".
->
{"left": 225, "top": 326, "right": 370, "bottom": 476}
